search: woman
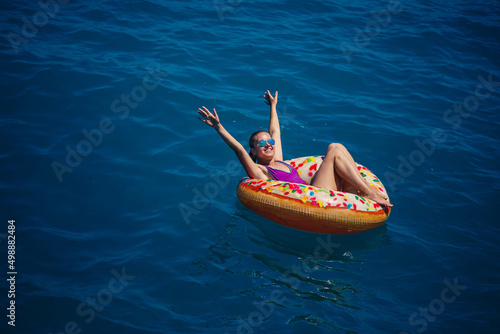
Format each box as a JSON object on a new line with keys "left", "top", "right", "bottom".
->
{"left": 198, "top": 90, "right": 392, "bottom": 207}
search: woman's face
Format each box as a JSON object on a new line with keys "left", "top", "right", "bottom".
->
{"left": 252, "top": 132, "right": 274, "bottom": 161}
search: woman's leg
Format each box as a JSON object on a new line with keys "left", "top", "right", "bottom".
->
{"left": 312, "top": 143, "right": 364, "bottom": 192}
{"left": 316, "top": 144, "right": 357, "bottom": 191}
{"left": 312, "top": 143, "right": 392, "bottom": 206}
{"left": 334, "top": 144, "right": 387, "bottom": 199}
{"left": 330, "top": 143, "right": 358, "bottom": 172}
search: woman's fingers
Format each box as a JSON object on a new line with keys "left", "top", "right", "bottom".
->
{"left": 198, "top": 106, "right": 220, "bottom": 128}
{"left": 201, "top": 106, "right": 210, "bottom": 114}
{"left": 198, "top": 113, "right": 207, "bottom": 123}
{"left": 198, "top": 106, "right": 213, "bottom": 119}
{"left": 264, "top": 91, "right": 271, "bottom": 104}
{"left": 264, "top": 90, "right": 277, "bottom": 101}
{"left": 198, "top": 109, "right": 208, "bottom": 119}
{"left": 199, "top": 106, "right": 210, "bottom": 114}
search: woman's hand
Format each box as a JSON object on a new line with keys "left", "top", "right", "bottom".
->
{"left": 198, "top": 106, "right": 220, "bottom": 129}
{"left": 264, "top": 90, "right": 278, "bottom": 107}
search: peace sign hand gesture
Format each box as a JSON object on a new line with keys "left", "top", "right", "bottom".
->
{"left": 198, "top": 106, "right": 221, "bottom": 129}
{"left": 264, "top": 90, "right": 278, "bottom": 106}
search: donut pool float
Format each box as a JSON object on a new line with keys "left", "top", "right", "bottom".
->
{"left": 237, "top": 156, "right": 391, "bottom": 234}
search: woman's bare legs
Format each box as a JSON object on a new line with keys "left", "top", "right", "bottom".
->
{"left": 332, "top": 143, "right": 388, "bottom": 200}
{"left": 311, "top": 143, "right": 392, "bottom": 206}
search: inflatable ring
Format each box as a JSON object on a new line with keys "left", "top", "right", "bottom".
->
{"left": 237, "top": 156, "right": 391, "bottom": 234}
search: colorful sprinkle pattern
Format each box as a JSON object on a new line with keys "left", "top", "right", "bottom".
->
{"left": 240, "top": 156, "right": 389, "bottom": 212}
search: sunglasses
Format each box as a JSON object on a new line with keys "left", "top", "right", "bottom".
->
{"left": 258, "top": 138, "right": 275, "bottom": 147}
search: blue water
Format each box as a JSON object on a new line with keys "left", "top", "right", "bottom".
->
{"left": 1, "top": 0, "right": 499, "bottom": 333}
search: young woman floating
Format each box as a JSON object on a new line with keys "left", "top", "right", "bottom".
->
{"left": 197, "top": 90, "right": 392, "bottom": 207}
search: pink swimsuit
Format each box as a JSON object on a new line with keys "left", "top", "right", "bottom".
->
{"left": 265, "top": 161, "right": 308, "bottom": 185}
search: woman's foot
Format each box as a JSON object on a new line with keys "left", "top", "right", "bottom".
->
{"left": 357, "top": 189, "right": 389, "bottom": 200}
{"left": 360, "top": 187, "right": 393, "bottom": 207}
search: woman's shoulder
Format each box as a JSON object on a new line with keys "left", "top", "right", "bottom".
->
{"left": 256, "top": 163, "right": 270, "bottom": 171}
{"left": 255, "top": 163, "right": 271, "bottom": 175}
{"left": 256, "top": 164, "right": 271, "bottom": 180}
{"left": 277, "top": 160, "right": 293, "bottom": 167}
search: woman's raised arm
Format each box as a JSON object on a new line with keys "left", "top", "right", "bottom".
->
{"left": 198, "top": 106, "right": 267, "bottom": 179}
{"left": 264, "top": 90, "right": 283, "bottom": 161}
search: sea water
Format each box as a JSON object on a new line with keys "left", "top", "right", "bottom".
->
{"left": 0, "top": 0, "right": 499, "bottom": 333}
